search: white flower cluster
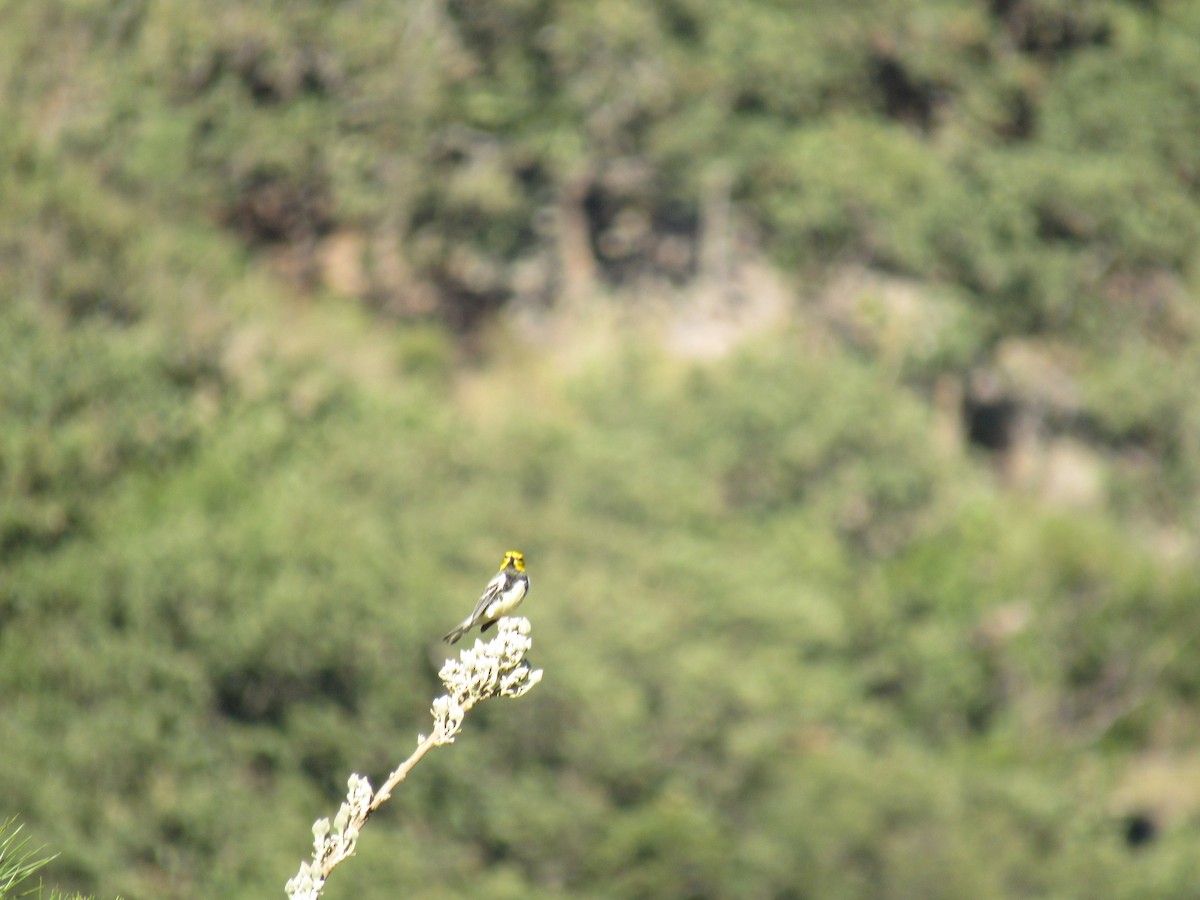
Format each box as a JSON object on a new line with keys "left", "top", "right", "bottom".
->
{"left": 285, "top": 773, "right": 373, "bottom": 900}
{"left": 431, "top": 616, "right": 544, "bottom": 744}
{"left": 284, "top": 616, "right": 542, "bottom": 899}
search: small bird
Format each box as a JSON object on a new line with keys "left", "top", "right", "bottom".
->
{"left": 443, "top": 550, "right": 530, "bottom": 644}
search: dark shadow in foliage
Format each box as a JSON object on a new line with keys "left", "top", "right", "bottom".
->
{"left": 963, "top": 388, "right": 1019, "bottom": 454}
{"left": 215, "top": 663, "right": 359, "bottom": 726}
{"left": 223, "top": 163, "right": 333, "bottom": 248}
{"left": 988, "top": 0, "right": 1112, "bottom": 58}
{"left": 1123, "top": 811, "right": 1158, "bottom": 849}
{"left": 583, "top": 173, "right": 698, "bottom": 288}
{"left": 869, "top": 47, "right": 937, "bottom": 132}
{"left": 181, "top": 35, "right": 339, "bottom": 104}
{"left": 995, "top": 82, "right": 1038, "bottom": 142}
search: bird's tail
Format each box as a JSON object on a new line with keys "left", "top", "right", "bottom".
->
{"left": 443, "top": 623, "right": 468, "bottom": 644}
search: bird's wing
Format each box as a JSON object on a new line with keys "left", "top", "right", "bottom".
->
{"left": 462, "top": 571, "right": 506, "bottom": 624}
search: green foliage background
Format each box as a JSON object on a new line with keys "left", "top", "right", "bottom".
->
{"left": 3, "top": 1, "right": 1200, "bottom": 897}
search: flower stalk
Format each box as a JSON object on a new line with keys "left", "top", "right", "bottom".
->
{"left": 285, "top": 617, "right": 543, "bottom": 899}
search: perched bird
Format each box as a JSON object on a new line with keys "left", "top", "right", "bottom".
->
{"left": 443, "top": 550, "right": 530, "bottom": 644}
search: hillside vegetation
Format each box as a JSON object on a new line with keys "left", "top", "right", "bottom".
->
{"left": 3, "top": 1, "right": 1200, "bottom": 898}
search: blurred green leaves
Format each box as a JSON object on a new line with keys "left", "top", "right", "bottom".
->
{"left": 4, "top": 1, "right": 1200, "bottom": 898}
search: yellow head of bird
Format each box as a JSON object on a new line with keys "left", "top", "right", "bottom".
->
{"left": 502, "top": 550, "right": 526, "bottom": 572}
